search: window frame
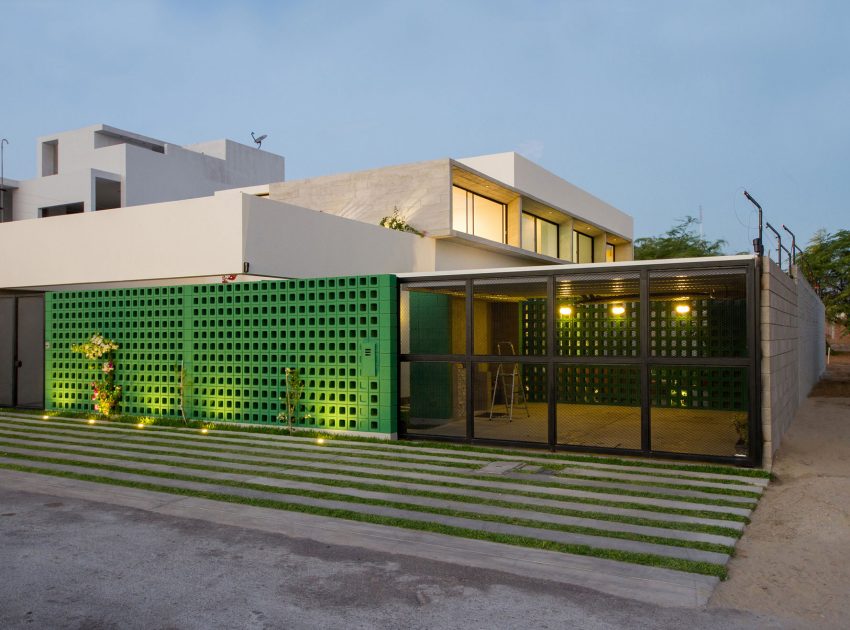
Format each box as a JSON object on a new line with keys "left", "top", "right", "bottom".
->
{"left": 573, "top": 229, "right": 595, "bottom": 263}
{"left": 521, "top": 211, "right": 560, "bottom": 258}
{"left": 451, "top": 185, "right": 507, "bottom": 244}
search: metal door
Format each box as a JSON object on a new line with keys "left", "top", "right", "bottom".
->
{"left": 0, "top": 297, "right": 14, "bottom": 406}
{"left": 16, "top": 296, "right": 44, "bottom": 408}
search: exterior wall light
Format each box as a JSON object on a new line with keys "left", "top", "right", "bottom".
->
{"left": 559, "top": 306, "right": 573, "bottom": 316}
{"left": 675, "top": 304, "right": 691, "bottom": 315}
{"left": 87, "top": 418, "right": 96, "bottom": 425}
{"left": 611, "top": 304, "right": 626, "bottom": 316}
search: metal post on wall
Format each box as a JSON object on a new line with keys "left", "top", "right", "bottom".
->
{"left": 782, "top": 225, "right": 798, "bottom": 277}
{"left": 765, "top": 222, "right": 782, "bottom": 268}
{"left": 0, "top": 138, "right": 8, "bottom": 215}
{"left": 744, "top": 190, "right": 763, "bottom": 256}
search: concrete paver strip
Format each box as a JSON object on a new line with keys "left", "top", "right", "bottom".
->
{"left": 0, "top": 456, "right": 730, "bottom": 565}
{"left": 0, "top": 444, "right": 737, "bottom": 547}
{"left": 0, "top": 412, "right": 767, "bottom": 485}
{"left": 0, "top": 420, "right": 475, "bottom": 474}
{"left": 0, "top": 432, "right": 752, "bottom": 516}
{"left": 0, "top": 418, "right": 757, "bottom": 506}
{"left": 504, "top": 471, "right": 757, "bottom": 504}
{"left": 556, "top": 465, "right": 764, "bottom": 494}
{"left": 0, "top": 434, "right": 745, "bottom": 529}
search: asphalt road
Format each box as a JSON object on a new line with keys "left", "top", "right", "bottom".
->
{"left": 0, "top": 485, "right": 789, "bottom": 630}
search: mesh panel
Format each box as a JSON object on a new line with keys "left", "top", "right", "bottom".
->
{"left": 649, "top": 268, "right": 747, "bottom": 358}
{"left": 555, "top": 272, "right": 640, "bottom": 357}
{"left": 400, "top": 280, "right": 466, "bottom": 355}
{"left": 650, "top": 366, "right": 749, "bottom": 456}
{"left": 472, "top": 361, "right": 548, "bottom": 444}
{"left": 473, "top": 278, "right": 548, "bottom": 356}
{"left": 556, "top": 365, "right": 641, "bottom": 449}
{"left": 401, "top": 361, "right": 466, "bottom": 438}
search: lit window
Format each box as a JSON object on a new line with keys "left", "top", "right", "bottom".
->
{"left": 452, "top": 185, "right": 506, "bottom": 244}
{"left": 573, "top": 230, "right": 594, "bottom": 263}
{"left": 521, "top": 212, "right": 559, "bottom": 257}
{"left": 606, "top": 243, "right": 615, "bottom": 262}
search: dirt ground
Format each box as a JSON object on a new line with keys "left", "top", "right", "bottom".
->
{"left": 710, "top": 354, "right": 850, "bottom": 628}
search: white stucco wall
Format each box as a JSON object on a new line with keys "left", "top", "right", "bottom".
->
{"left": 0, "top": 192, "right": 244, "bottom": 288}
{"left": 457, "top": 152, "right": 633, "bottom": 240}
{"left": 242, "top": 195, "right": 436, "bottom": 278}
{"left": 267, "top": 159, "right": 451, "bottom": 236}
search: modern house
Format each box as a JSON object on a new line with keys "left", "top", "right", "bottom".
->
{"left": 0, "top": 125, "right": 825, "bottom": 468}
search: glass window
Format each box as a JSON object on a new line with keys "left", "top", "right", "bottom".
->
{"left": 452, "top": 185, "right": 506, "bottom": 244}
{"left": 472, "top": 195, "right": 505, "bottom": 243}
{"left": 538, "top": 220, "right": 558, "bottom": 257}
{"left": 574, "top": 230, "right": 594, "bottom": 263}
{"left": 521, "top": 212, "right": 559, "bottom": 258}
{"left": 521, "top": 213, "right": 535, "bottom": 251}
{"left": 452, "top": 186, "right": 468, "bottom": 232}
{"left": 606, "top": 243, "right": 615, "bottom": 262}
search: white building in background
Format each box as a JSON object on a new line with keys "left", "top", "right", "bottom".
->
{"left": 0, "top": 124, "right": 285, "bottom": 221}
{"left": 0, "top": 124, "right": 634, "bottom": 291}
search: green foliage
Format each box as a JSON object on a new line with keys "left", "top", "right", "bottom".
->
{"left": 379, "top": 206, "right": 424, "bottom": 237}
{"left": 177, "top": 364, "right": 193, "bottom": 425}
{"left": 634, "top": 216, "right": 726, "bottom": 260}
{"left": 71, "top": 334, "right": 121, "bottom": 417}
{"left": 278, "top": 367, "right": 306, "bottom": 433}
{"left": 798, "top": 229, "right": 850, "bottom": 334}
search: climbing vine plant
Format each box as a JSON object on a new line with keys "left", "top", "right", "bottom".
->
{"left": 71, "top": 333, "right": 122, "bottom": 417}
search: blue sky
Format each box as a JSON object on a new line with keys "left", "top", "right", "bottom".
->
{"left": 2, "top": 1, "right": 848, "bottom": 253}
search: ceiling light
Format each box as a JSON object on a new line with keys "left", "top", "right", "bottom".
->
{"left": 559, "top": 306, "right": 573, "bottom": 316}
{"left": 611, "top": 305, "right": 626, "bottom": 316}
{"left": 675, "top": 304, "right": 691, "bottom": 315}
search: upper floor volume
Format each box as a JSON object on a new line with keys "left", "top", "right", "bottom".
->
{"left": 267, "top": 151, "right": 633, "bottom": 264}
{"left": 0, "top": 124, "right": 286, "bottom": 222}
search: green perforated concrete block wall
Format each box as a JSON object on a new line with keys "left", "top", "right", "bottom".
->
{"left": 44, "top": 275, "right": 398, "bottom": 435}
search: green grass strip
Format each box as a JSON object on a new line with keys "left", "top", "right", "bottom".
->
{"left": 0, "top": 450, "right": 735, "bottom": 555}
{"left": 0, "top": 418, "right": 763, "bottom": 503}
{"left": 0, "top": 427, "right": 755, "bottom": 516}
{"left": 0, "top": 438, "right": 742, "bottom": 539}
{"left": 0, "top": 408, "right": 769, "bottom": 479}
{"left": 0, "top": 423, "right": 476, "bottom": 473}
{"left": 552, "top": 463, "right": 766, "bottom": 487}
{"left": 0, "top": 460, "right": 729, "bottom": 578}
{"left": 0, "top": 417, "right": 759, "bottom": 501}
{"left": 0, "top": 416, "right": 479, "bottom": 470}
{"left": 0, "top": 436, "right": 749, "bottom": 523}
{"left": 552, "top": 472, "right": 761, "bottom": 499}
{"left": 0, "top": 425, "right": 756, "bottom": 510}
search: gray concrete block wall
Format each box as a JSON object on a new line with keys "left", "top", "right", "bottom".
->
{"left": 796, "top": 274, "right": 826, "bottom": 402}
{"left": 268, "top": 160, "right": 451, "bottom": 236}
{"left": 760, "top": 258, "right": 825, "bottom": 468}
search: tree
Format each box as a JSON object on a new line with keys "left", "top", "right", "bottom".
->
{"left": 634, "top": 216, "right": 726, "bottom": 260}
{"left": 798, "top": 229, "right": 850, "bottom": 334}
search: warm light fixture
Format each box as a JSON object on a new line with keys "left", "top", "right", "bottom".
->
{"left": 87, "top": 419, "right": 96, "bottom": 425}
{"left": 675, "top": 304, "right": 691, "bottom": 315}
{"left": 611, "top": 304, "right": 626, "bottom": 316}
{"left": 200, "top": 428, "right": 209, "bottom": 435}
{"left": 559, "top": 306, "right": 573, "bottom": 316}
{"left": 136, "top": 422, "right": 144, "bottom": 429}
{"left": 41, "top": 415, "right": 49, "bottom": 420}
{"left": 317, "top": 437, "right": 325, "bottom": 445}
